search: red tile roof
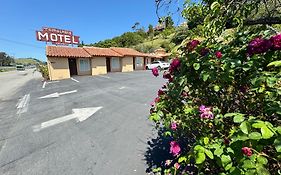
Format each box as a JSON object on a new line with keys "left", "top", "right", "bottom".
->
{"left": 83, "top": 47, "right": 122, "bottom": 57}
{"left": 110, "top": 47, "right": 146, "bottom": 57}
{"left": 46, "top": 46, "right": 169, "bottom": 59}
{"left": 46, "top": 46, "right": 91, "bottom": 58}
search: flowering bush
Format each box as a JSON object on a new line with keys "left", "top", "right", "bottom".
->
{"left": 149, "top": 29, "right": 281, "bottom": 174}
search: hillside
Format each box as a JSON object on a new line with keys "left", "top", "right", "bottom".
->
{"left": 15, "top": 58, "right": 43, "bottom": 65}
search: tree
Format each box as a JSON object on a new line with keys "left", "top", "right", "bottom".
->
{"left": 148, "top": 24, "right": 154, "bottom": 37}
{"left": 165, "top": 16, "right": 174, "bottom": 29}
{"left": 0, "top": 52, "right": 14, "bottom": 66}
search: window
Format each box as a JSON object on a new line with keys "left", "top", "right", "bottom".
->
{"left": 136, "top": 57, "right": 143, "bottom": 66}
{"left": 79, "top": 58, "right": 90, "bottom": 72}
{"left": 111, "top": 57, "right": 120, "bottom": 69}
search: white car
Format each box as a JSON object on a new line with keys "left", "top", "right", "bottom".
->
{"left": 146, "top": 61, "right": 170, "bottom": 70}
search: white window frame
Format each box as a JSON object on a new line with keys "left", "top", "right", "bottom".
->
{"left": 111, "top": 57, "right": 120, "bottom": 69}
{"left": 79, "top": 58, "right": 90, "bottom": 72}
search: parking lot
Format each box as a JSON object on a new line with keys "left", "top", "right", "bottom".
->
{"left": 0, "top": 70, "right": 166, "bottom": 175}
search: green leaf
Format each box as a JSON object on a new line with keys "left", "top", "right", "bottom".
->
{"left": 194, "top": 145, "right": 205, "bottom": 153}
{"left": 214, "top": 148, "right": 223, "bottom": 156}
{"left": 245, "top": 170, "right": 257, "bottom": 175}
{"left": 233, "top": 115, "right": 245, "bottom": 123}
{"left": 274, "top": 137, "right": 281, "bottom": 152}
{"left": 240, "top": 121, "right": 249, "bottom": 134}
{"left": 205, "top": 149, "right": 214, "bottom": 159}
{"left": 178, "top": 156, "right": 187, "bottom": 163}
{"left": 261, "top": 126, "right": 274, "bottom": 139}
{"left": 226, "top": 147, "right": 234, "bottom": 154}
{"left": 242, "top": 160, "right": 255, "bottom": 169}
{"left": 249, "top": 132, "right": 262, "bottom": 140}
{"left": 195, "top": 152, "right": 206, "bottom": 164}
{"left": 164, "top": 131, "right": 172, "bottom": 137}
{"left": 193, "top": 63, "right": 200, "bottom": 70}
{"left": 224, "top": 113, "right": 238, "bottom": 117}
{"left": 210, "top": 1, "right": 220, "bottom": 10}
{"left": 202, "top": 73, "right": 209, "bottom": 82}
{"left": 275, "top": 126, "right": 281, "bottom": 134}
{"left": 221, "top": 155, "right": 232, "bottom": 170}
{"left": 267, "top": 60, "right": 281, "bottom": 67}
{"left": 257, "top": 156, "right": 268, "bottom": 165}
{"left": 257, "top": 165, "right": 270, "bottom": 175}
{"left": 252, "top": 122, "right": 266, "bottom": 128}
{"left": 214, "top": 85, "right": 220, "bottom": 92}
{"left": 203, "top": 137, "right": 209, "bottom": 145}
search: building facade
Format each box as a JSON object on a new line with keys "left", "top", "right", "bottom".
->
{"left": 46, "top": 46, "right": 170, "bottom": 80}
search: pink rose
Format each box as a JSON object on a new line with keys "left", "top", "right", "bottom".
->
{"left": 152, "top": 67, "right": 159, "bottom": 77}
{"left": 170, "top": 141, "right": 181, "bottom": 156}
{"left": 174, "top": 163, "right": 180, "bottom": 170}
{"left": 171, "top": 121, "right": 178, "bottom": 130}
{"left": 215, "top": 51, "right": 222, "bottom": 59}
{"left": 242, "top": 147, "right": 252, "bottom": 157}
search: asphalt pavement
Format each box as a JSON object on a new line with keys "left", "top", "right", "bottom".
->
{"left": 0, "top": 70, "right": 166, "bottom": 175}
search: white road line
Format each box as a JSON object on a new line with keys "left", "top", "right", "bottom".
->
{"left": 47, "top": 81, "right": 60, "bottom": 84}
{"left": 119, "top": 86, "right": 126, "bottom": 90}
{"left": 39, "top": 90, "right": 77, "bottom": 99}
{"left": 70, "top": 77, "right": 79, "bottom": 83}
{"left": 17, "top": 94, "right": 30, "bottom": 114}
{"left": 42, "top": 81, "right": 46, "bottom": 89}
{"left": 96, "top": 75, "right": 111, "bottom": 79}
{"left": 59, "top": 90, "right": 77, "bottom": 95}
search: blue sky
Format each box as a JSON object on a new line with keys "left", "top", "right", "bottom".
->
{"left": 0, "top": 0, "right": 185, "bottom": 61}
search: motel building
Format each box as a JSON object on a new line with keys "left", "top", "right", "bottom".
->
{"left": 46, "top": 46, "right": 170, "bottom": 80}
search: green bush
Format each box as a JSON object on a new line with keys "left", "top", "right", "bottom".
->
{"left": 38, "top": 65, "right": 49, "bottom": 80}
{"left": 150, "top": 27, "right": 281, "bottom": 174}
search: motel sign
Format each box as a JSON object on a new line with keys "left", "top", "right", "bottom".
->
{"left": 36, "top": 27, "right": 80, "bottom": 45}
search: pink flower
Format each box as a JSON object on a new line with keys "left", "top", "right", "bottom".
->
{"left": 152, "top": 67, "right": 159, "bottom": 77}
{"left": 171, "top": 121, "right": 178, "bottom": 130}
{"left": 169, "top": 58, "right": 181, "bottom": 72}
{"left": 242, "top": 147, "right": 252, "bottom": 157}
{"left": 200, "top": 47, "right": 210, "bottom": 56}
{"left": 174, "top": 163, "right": 180, "bottom": 169}
{"left": 158, "top": 89, "right": 164, "bottom": 96}
{"left": 182, "top": 91, "right": 188, "bottom": 97}
{"left": 170, "top": 141, "right": 181, "bottom": 156}
{"left": 187, "top": 40, "right": 200, "bottom": 52}
{"left": 165, "top": 160, "right": 172, "bottom": 166}
{"left": 150, "top": 101, "right": 155, "bottom": 107}
{"left": 163, "top": 71, "right": 171, "bottom": 79}
{"left": 215, "top": 51, "right": 223, "bottom": 59}
{"left": 168, "top": 77, "right": 174, "bottom": 82}
{"left": 199, "top": 105, "right": 214, "bottom": 119}
{"left": 270, "top": 34, "right": 281, "bottom": 50}
{"left": 247, "top": 36, "right": 272, "bottom": 56}
{"left": 154, "top": 97, "right": 160, "bottom": 103}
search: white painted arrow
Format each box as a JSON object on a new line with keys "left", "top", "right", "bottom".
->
{"left": 33, "top": 107, "right": 102, "bottom": 132}
{"left": 39, "top": 90, "right": 77, "bottom": 99}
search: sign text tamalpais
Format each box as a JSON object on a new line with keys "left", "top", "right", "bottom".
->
{"left": 36, "top": 27, "right": 80, "bottom": 45}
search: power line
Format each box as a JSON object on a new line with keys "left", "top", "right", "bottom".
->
{"left": 0, "top": 37, "right": 45, "bottom": 50}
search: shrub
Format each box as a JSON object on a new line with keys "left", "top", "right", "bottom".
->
{"left": 149, "top": 29, "right": 281, "bottom": 174}
{"left": 38, "top": 64, "right": 49, "bottom": 80}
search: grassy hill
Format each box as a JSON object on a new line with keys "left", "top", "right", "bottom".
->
{"left": 15, "top": 58, "right": 42, "bottom": 65}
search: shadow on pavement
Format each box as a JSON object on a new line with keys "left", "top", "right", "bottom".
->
{"left": 144, "top": 128, "right": 173, "bottom": 174}
{"left": 144, "top": 127, "right": 198, "bottom": 174}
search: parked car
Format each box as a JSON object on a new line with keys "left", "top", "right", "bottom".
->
{"left": 146, "top": 61, "right": 170, "bottom": 70}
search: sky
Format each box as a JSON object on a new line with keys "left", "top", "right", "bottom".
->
{"left": 0, "top": 0, "right": 185, "bottom": 61}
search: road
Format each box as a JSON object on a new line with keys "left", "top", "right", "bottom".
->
{"left": 0, "top": 71, "right": 165, "bottom": 175}
{"left": 0, "top": 69, "right": 41, "bottom": 100}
